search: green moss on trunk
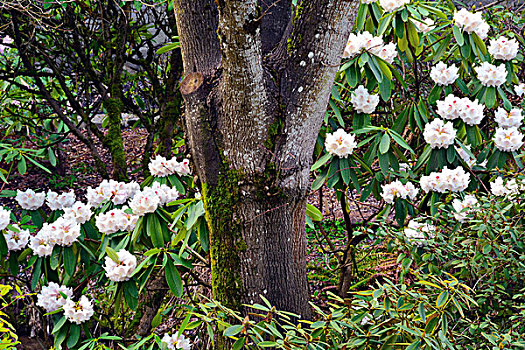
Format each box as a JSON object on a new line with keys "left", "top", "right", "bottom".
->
{"left": 104, "top": 97, "right": 129, "bottom": 182}
{"left": 202, "top": 165, "right": 245, "bottom": 311}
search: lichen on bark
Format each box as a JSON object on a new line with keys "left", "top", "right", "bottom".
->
{"left": 104, "top": 97, "right": 129, "bottom": 182}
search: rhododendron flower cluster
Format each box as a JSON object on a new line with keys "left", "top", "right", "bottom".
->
{"left": 381, "top": 180, "right": 418, "bottom": 204}
{"left": 516, "top": 83, "right": 525, "bottom": 96}
{"left": 452, "top": 195, "right": 478, "bottom": 222}
{"left": 423, "top": 119, "right": 456, "bottom": 149}
{"left": 404, "top": 220, "right": 435, "bottom": 245}
{"left": 63, "top": 295, "right": 94, "bottom": 324}
{"left": 493, "top": 127, "right": 523, "bottom": 152}
{"left": 430, "top": 62, "right": 459, "bottom": 86}
{"left": 379, "top": 0, "right": 410, "bottom": 13}
{"left": 420, "top": 167, "right": 470, "bottom": 193}
{"left": 494, "top": 108, "right": 523, "bottom": 128}
{"left": 129, "top": 188, "right": 161, "bottom": 216}
{"left": 343, "top": 32, "right": 397, "bottom": 63}
{"left": 0, "top": 207, "right": 10, "bottom": 231}
{"left": 350, "top": 85, "right": 380, "bottom": 114}
{"left": 436, "top": 95, "right": 485, "bottom": 125}
{"left": 149, "top": 182, "right": 180, "bottom": 205}
{"left": 488, "top": 36, "right": 519, "bottom": 61}
{"left": 491, "top": 177, "right": 520, "bottom": 197}
{"left": 475, "top": 62, "right": 507, "bottom": 87}
{"left": 162, "top": 333, "right": 192, "bottom": 350}
{"left": 46, "top": 190, "right": 76, "bottom": 211}
{"left": 149, "top": 155, "right": 192, "bottom": 177}
{"left": 4, "top": 224, "right": 30, "bottom": 251}
{"left": 413, "top": 18, "right": 434, "bottom": 33}
{"left": 29, "top": 228, "right": 55, "bottom": 257}
{"left": 454, "top": 8, "right": 489, "bottom": 39}
{"left": 104, "top": 249, "right": 137, "bottom": 282}
{"left": 30, "top": 218, "right": 81, "bottom": 254}
{"left": 86, "top": 180, "right": 140, "bottom": 207}
{"left": 15, "top": 189, "right": 45, "bottom": 210}
{"left": 324, "top": 129, "right": 357, "bottom": 158}
{"left": 96, "top": 207, "right": 139, "bottom": 234}
{"left": 63, "top": 201, "right": 93, "bottom": 224}
{"left": 36, "top": 282, "right": 73, "bottom": 313}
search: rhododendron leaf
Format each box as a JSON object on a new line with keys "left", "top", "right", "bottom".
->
{"left": 339, "top": 158, "right": 351, "bottom": 185}
{"left": 17, "top": 157, "right": 26, "bottom": 175}
{"left": 379, "top": 133, "right": 391, "bottom": 154}
{"left": 311, "top": 153, "right": 332, "bottom": 171}
{"left": 428, "top": 85, "right": 441, "bottom": 105}
{"left": 165, "top": 260, "right": 183, "bottom": 298}
{"left": 378, "top": 153, "right": 389, "bottom": 176}
{"left": 106, "top": 246, "right": 120, "bottom": 263}
{"left": 368, "top": 56, "right": 383, "bottom": 83}
{"left": 0, "top": 234, "right": 7, "bottom": 256}
{"left": 146, "top": 213, "right": 164, "bottom": 248}
{"left": 407, "top": 21, "right": 419, "bottom": 48}
{"left": 379, "top": 77, "right": 391, "bottom": 101}
{"left": 306, "top": 204, "right": 322, "bottom": 222}
{"left": 356, "top": 3, "right": 368, "bottom": 31}
{"left": 124, "top": 280, "right": 138, "bottom": 310}
{"left": 67, "top": 324, "right": 80, "bottom": 348}
{"left": 452, "top": 26, "right": 464, "bottom": 46}
{"left": 485, "top": 87, "right": 496, "bottom": 108}
{"left": 311, "top": 172, "right": 327, "bottom": 191}
{"left": 31, "top": 258, "right": 42, "bottom": 291}
{"left": 345, "top": 65, "right": 359, "bottom": 88}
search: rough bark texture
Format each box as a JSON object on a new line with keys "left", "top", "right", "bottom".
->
{"left": 174, "top": 0, "right": 359, "bottom": 319}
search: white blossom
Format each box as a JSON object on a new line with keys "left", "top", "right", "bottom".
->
{"left": 0, "top": 207, "right": 11, "bottom": 231}
{"left": 454, "top": 8, "right": 489, "bottom": 39}
{"left": 4, "top": 224, "right": 30, "bottom": 251}
{"left": 379, "top": 0, "right": 410, "bottom": 13}
{"left": 350, "top": 85, "right": 380, "bottom": 114}
{"left": 455, "top": 145, "right": 476, "bottom": 167}
{"left": 86, "top": 180, "right": 139, "bottom": 207}
{"left": 370, "top": 42, "right": 398, "bottom": 64}
{"left": 0, "top": 36, "right": 13, "bottom": 54}
{"left": 381, "top": 180, "right": 418, "bottom": 204}
{"left": 104, "top": 249, "right": 137, "bottom": 282}
{"left": 96, "top": 207, "right": 138, "bottom": 234}
{"left": 46, "top": 190, "right": 76, "bottom": 211}
{"left": 324, "top": 129, "right": 358, "bottom": 158}
{"left": 423, "top": 119, "right": 456, "bottom": 149}
{"left": 129, "top": 188, "right": 161, "bottom": 216}
{"left": 15, "top": 189, "right": 45, "bottom": 210}
{"left": 36, "top": 282, "right": 73, "bottom": 313}
{"left": 493, "top": 127, "right": 524, "bottom": 152}
{"left": 475, "top": 62, "right": 507, "bottom": 87}
{"left": 515, "top": 83, "right": 525, "bottom": 97}
{"left": 430, "top": 62, "right": 459, "bottom": 86}
{"left": 413, "top": 18, "right": 435, "bottom": 33}
{"left": 420, "top": 166, "right": 470, "bottom": 193}
{"left": 343, "top": 32, "right": 383, "bottom": 58}
{"left": 63, "top": 201, "right": 93, "bottom": 225}
{"left": 63, "top": 295, "right": 94, "bottom": 324}
{"left": 48, "top": 218, "right": 81, "bottom": 246}
{"left": 491, "top": 177, "right": 519, "bottom": 197}
{"left": 29, "top": 225, "right": 55, "bottom": 257}
{"left": 458, "top": 98, "right": 485, "bottom": 126}
{"left": 494, "top": 107, "right": 523, "bottom": 128}
{"left": 436, "top": 94, "right": 464, "bottom": 120}
{"left": 452, "top": 195, "right": 478, "bottom": 222}
{"left": 404, "top": 220, "right": 435, "bottom": 245}
{"left": 161, "top": 333, "right": 192, "bottom": 350}
{"left": 488, "top": 36, "right": 519, "bottom": 61}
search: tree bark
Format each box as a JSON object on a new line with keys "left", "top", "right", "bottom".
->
{"left": 174, "top": 0, "right": 359, "bottom": 319}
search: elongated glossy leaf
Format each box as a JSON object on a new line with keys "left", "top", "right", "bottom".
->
{"left": 165, "top": 259, "right": 183, "bottom": 297}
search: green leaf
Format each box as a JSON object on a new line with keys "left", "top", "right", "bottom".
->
{"left": 306, "top": 204, "right": 323, "bottom": 222}
{"left": 453, "top": 26, "right": 464, "bottom": 46}
{"left": 165, "top": 259, "right": 183, "bottom": 297}
{"left": 311, "top": 153, "right": 332, "bottom": 171}
{"left": 67, "top": 324, "right": 81, "bottom": 348}
{"left": 146, "top": 213, "right": 165, "bottom": 248}
{"left": 0, "top": 233, "right": 7, "bottom": 256}
{"left": 485, "top": 87, "right": 496, "bottom": 108}
{"left": 329, "top": 99, "right": 344, "bottom": 127}
{"left": 106, "top": 246, "right": 120, "bottom": 263}
{"left": 418, "top": 302, "right": 426, "bottom": 322}
{"left": 224, "top": 325, "right": 243, "bottom": 337}
{"left": 124, "top": 280, "right": 139, "bottom": 310}
{"left": 18, "top": 157, "right": 27, "bottom": 175}
{"left": 436, "top": 290, "right": 449, "bottom": 308}
{"left": 428, "top": 85, "right": 441, "bottom": 105}
{"left": 63, "top": 246, "right": 76, "bottom": 277}
{"left": 339, "top": 157, "right": 351, "bottom": 185}
{"left": 232, "top": 337, "right": 246, "bottom": 350}
{"left": 156, "top": 42, "right": 180, "bottom": 55}
{"left": 379, "top": 133, "right": 391, "bottom": 154}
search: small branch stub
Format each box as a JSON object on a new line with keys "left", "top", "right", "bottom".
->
{"left": 180, "top": 72, "right": 204, "bottom": 95}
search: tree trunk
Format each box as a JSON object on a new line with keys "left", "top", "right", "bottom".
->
{"left": 174, "top": 0, "right": 359, "bottom": 318}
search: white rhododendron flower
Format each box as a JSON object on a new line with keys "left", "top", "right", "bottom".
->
{"left": 0, "top": 36, "right": 13, "bottom": 54}
{"left": 4, "top": 224, "right": 30, "bottom": 251}
{"left": 423, "top": 119, "right": 456, "bottom": 149}
{"left": 174, "top": 159, "right": 191, "bottom": 176}
{"left": 15, "top": 189, "right": 45, "bottom": 210}
{"left": 36, "top": 282, "right": 73, "bottom": 313}
{"left": 104, "top": 249, "right": 137, "bottom": 282}
{"left": 454, "top": 8, "right": 489, "bottom": 39}
{"left": 96, "top": 207, "right": 138, "bottom": 234}
{"left": 515, "top": 83, "right": 525, "bottom": 96}
{"left": 475, "top": 62, "right": 507, "bottom": 87}
{"left": 0, "top": 207, "right": 11, "bottom": 231}
{"left": 46, "top": 190, "right": 76, "bottom": 211}
{"left": 491, "top": 177, "right": 519, "bottom": 197}
{"left": 413, "top": 18, "right": 434, "bottom": 33}
{"left": 420, "top": 167, "right": 470, "bottom": 193}
{"left": 458, "top": 98, "right": 485, "bottom": 126}
{"left": 369, "top": 42, "right": 398, "bottom": 64}
{"left": 488, "top": 36, "right": 519, "bottom": 61}
{"left": 324, "top": 129, "right": 358, "bottom": 158}
{"left": 86, "top": 180, "right": 140, "bottom": 207}
{"left": 149, "top": 155, "right": 175, "bottom": 177}
{"left": 48, "top": 218, "right": 81, "bottom": 246}
{"left": 350, "top": 85, "right": 380, "bottom": 114}
{"left": 436, "top": 94, "right": 464, "bottom": 120}
{"left": 452, "top": 195, "right": 478, "bottom": 222}
{"left": 361, "top": 0, "right": 377, "bottom": 3}
{"left": 150, "top": 182, "right": 180, "bottom": 205}
{"left": 129, "top": 188, "right": 161, "bottom": 216}
{"left": 379, "top": 0, "right": 410, "bottom": 13}
{"left": 493, "top": 127, "right": 524, "bottom": 152}
{"left": 494, "top": 108, "right": 523, "bottom": 128}
{"left": 161, "top": 333, "right": 192, "bottom": 350}
{"left": 63, "top": 201, "right": 93, "bottom": 224}
{"left": 29, "top": 224, "right": 55, "bottom": 257}
{"left": 455, "top": 145, "right": 476, "bottom": 167}
{"left": 404, "top": 220, "right": 435, "bottom": 245}
{"left": 381, "top": 180, "right": 418, "bottom": 204}
{"left": 63, "top": 296, "right": 94, "bottom": 324}
{"left": 430, "top": 62, "right": 459, "bottom": 86}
